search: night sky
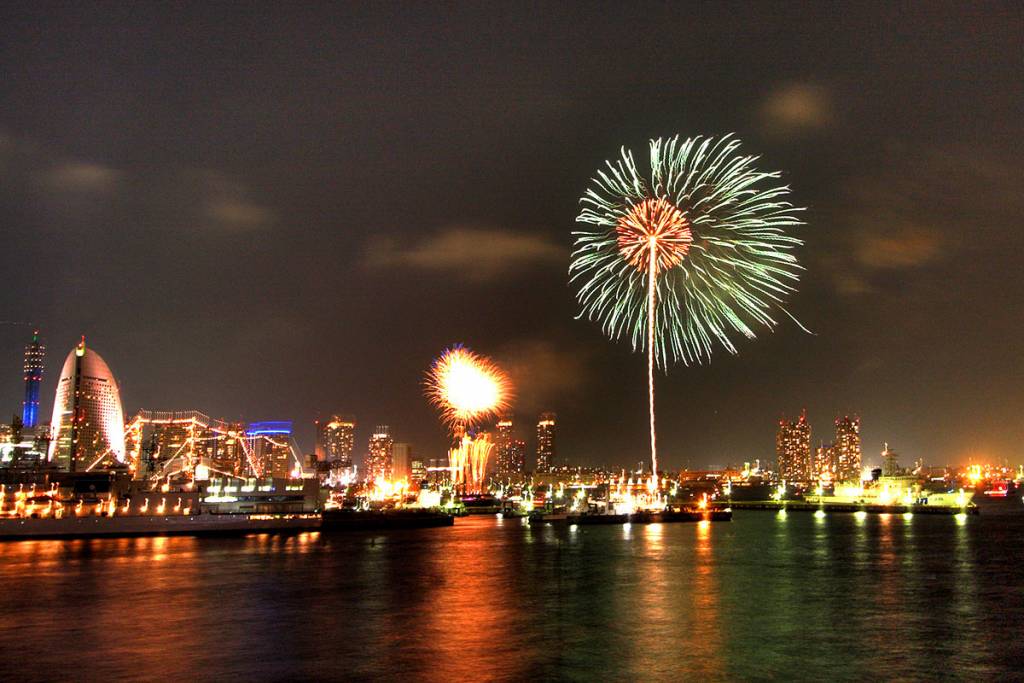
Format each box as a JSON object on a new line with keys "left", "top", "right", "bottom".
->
{"left": 1, "top": 3, "right": 1021, "bottom": 469}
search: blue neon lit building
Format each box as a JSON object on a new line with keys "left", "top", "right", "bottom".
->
{"left": 21, "top": 329, "right": 45, "bottom": 429}
{"left": 247, "top": 421, "right": 293, "bottom": 436}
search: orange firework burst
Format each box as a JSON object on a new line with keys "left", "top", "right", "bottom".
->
{"left": 425, "top": 346, "right": 512, "bottom": 432}
{"left": 615, "top": 197, "right": 693, "bottom": 274}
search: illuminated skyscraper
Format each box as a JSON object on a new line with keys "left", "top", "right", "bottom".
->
{"left": 315, "top": 415, "right": 356, "bottom": 469}
{"left": 509, "top": 439, "right": 526, "bottom": 476}
{"left": 812, "top": 442, "right": 836, "bottom": 481}
{"left": 366, "top": 425, "right": 393, "bottom": 481}
{"left": 48, "top": 337, "right": 126, "bottom": 471}
{"left": 21, "top": 329, "right": 44, "bottom": 429}
{"left": 775, "top": 410, "right": 811, "bottom": 482}
{"left": 536, "top": 412, "right": 556, "bottom": 473}
{"left": 495, "top": 416, "right": 515, "bottom": 476}
{"left": 834, "top": 416, "right": 862, "bottom": 483}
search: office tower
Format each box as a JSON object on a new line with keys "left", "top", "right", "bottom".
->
{"left": 21, "top": 329, "right": 45, "bottom": 429}
{"left": 48, "top": 337, "right": 126, "bottom": 471}
{"left": 536, "top": 412, "right": 556, "bottom": 473}
{"left": 392, "top": 442, "right": 412, "bottom": 481}
{"left": 495, "top": 416, "right": 514, "bottom": 475}
{"left": 775, "top": 409, "right": 811, "bottom": 482}
{"left": 881, "top": 442, "right": 900, "bottom": 477}
{"left": 834, "top": 416, "right": 862, "bottom": 483}
{"left": 366, "top": 426, "right": 393, "bottom": 481}
{"left": 315, "top": 415, "right": 356, "bottom": 468}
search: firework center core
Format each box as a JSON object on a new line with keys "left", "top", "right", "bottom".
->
{"left": 616, "top": 197, "right": 693, "bottom": 274}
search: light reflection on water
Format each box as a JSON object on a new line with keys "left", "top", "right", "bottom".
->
{"left": 0, "top": 512, "right": 1021, "bottom": 680}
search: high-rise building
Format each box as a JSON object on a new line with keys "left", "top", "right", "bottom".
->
{"left": 366, "top": 426, "right": 393, "bottom": 481}
{"left": 48, "top": 337, "right": 126, "bottom": 471}
{"left": 812, "top": 442, "right": 836, "bottom": 481}
{"left": 21, "top": 329, "right": 45, "bottom": 429}
{"left": 834, "top": 416, "right": 862, "bottom": 483}
{"left": 315, "top": 415, "right": 356, "bottom": 469}
{"left": 495, "top": 416, "right": 515, "bottom": 476}
{"left": 509, "top": 439, "right": 526, "bottom": 477}
{"left": 536, "top": 412, "right": 556, "bottom": 473}
{"left": 881, "top": 442, "right": 900, "bottom": 477}
{"left": 392, "top": 442, "right": 412, "bottom": 481}
{"left": 775, "top": 410, "right": 811, "bottom": 482}
{"left": 248, "top": 421, "right": 295, "bottom": 478}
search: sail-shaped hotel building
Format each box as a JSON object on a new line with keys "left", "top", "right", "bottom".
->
{"left": 48, "top": 338, "right": 126, "bottom": 471}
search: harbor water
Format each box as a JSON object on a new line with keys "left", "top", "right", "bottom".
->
{"left": 1, "top": 505, "right": 1021, "bottom": 680}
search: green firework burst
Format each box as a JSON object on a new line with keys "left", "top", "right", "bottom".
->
{"left": 570, "top": 134, "right": 807, "bottom": 367}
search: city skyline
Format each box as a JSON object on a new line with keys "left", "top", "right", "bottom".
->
{"left": 0, "top": 327, "right": 1013, "bottom": 469}
{"left": 0, "top": 4, "right": 1020, "bottom": 468}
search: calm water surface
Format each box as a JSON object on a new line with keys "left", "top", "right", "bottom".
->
{"left": 1, "top": 508, "right": 1022, "bottom": 681}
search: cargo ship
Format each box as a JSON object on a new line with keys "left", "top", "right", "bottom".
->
{"left": 0, "top": 512, "right": 320, "bottom": 540}
{"left": 321, "top": 508, "right": 455, "bottom": 530}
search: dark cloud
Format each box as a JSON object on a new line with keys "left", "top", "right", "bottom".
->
{"left": 760, "top": 82, "right": 834, "bottom": 136}
{"left": 44, "top": 161, "right": 121, "bottom": 193}
{"left": 497, "top": 339, "right": 591, "bottom": 416}
{"left": 363, "top": 226, "right": 564, "bottom": 282}
{"left": 823, "top": 144, "right": 1022, "bottom": 296}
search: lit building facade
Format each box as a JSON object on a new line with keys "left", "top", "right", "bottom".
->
{"left": 509, "top": 439, "right": 526, "bottom": 477}
{"left": 48, "top": 338, "right": 126, "bottom": 471}
{"left": 834, "top": 416, "right": 862, "bottom": 483}
{"left": 411, "top": 457, "right": 426, "bottom": 483}
{"left": 126, "top": 410, "right": 246, "bottom": 479}
{"left": 812, "top": 442, "right": 836, "bottom": 481}
{"left": 21, "top": 329, "right": 45, "bottom": 429}
{"left": 248, "top": 421, "right": 295, "bottom": 479}
{"left": 495, "top": 417, "right": 516, "bottom": 476}
{"left": 315, "top": 415, "right": 355, "bottom": 469}
{"left": 775, "top": 410, "right": 811, "bottom": 482}
{"left": 536, "top": 412, "right": 556, "bottom": 473}
{"left": 366, "top": 425, "right": 393, "bottom": 481}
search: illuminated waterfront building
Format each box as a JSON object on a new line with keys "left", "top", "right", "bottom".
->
{"left": 315, "top": 415, "right": 355, "bottom": 469}
{"left": 425, "top": 457, "right": 450, "bottom": 485}
{"left": 21, "top": 329, "right": 45, "bottom": 429}
{"left": 536, "top": 412, "right": 556, "bottom": 473}
{"left": 366, "top": 426, "right": 393, "bottom": 481}
{"left": 775, "top": 410, "right": 811, "bottom": 482}
{"left": 392, "top": 442, "right": 412, "bottom": 481}
{"left": 126, "top": 410, "right": 246, "bottom": 479}
{"left": 834, "top": 416, "right": 862, "bottom": 483}
{"left": 248, "top": 421, "right": 295, "bottom": 478}
{"left": 47, "top": 338, "right": 126, "bottom": 471}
